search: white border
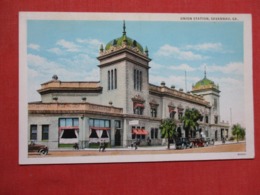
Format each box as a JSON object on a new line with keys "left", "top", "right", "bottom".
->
{"left": 19, "top": 12, "right": 254, "bottom": 165}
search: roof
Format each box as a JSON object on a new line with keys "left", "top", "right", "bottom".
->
{"left": 100, "top": 21, "right": 148, "bottom": 56}
{"left": 192, "top": 72, "right": 219, "bottom": 91}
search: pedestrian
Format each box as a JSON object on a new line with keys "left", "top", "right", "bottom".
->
{"left": 147, "top": 137, "right": 151, "bottom": 146}
{"left": 102, "top": 141, "right": 106, "bottom": 152}
{"left": 99, "top": 140, "right": 104, "bottom": 152}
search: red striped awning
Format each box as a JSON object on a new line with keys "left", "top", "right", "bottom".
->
{"left": 90, "top": 127, "right": 111, "bottom": 130}
{"left": 132, "top": 129, "right": 148, "bottom": 135}
{"left": 134, "top": 103, "right": 144, "bottom": 108}
{"left": 59, "top": 126, "right": 79, "bottom": 131}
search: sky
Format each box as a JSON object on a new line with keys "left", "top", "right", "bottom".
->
{"left": 26, "top": 19, "right": 245, "bottom": 125}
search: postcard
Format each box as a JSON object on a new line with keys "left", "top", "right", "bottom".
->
{"left": 19, "top": 12, "right": 254, "bottom": 164}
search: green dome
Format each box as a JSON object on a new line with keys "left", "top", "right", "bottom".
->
{"left": 192, "top": 71, "right": 219, "bottom": 91}
{"left": 194, "top": 77, "right": 215, "bottom": 88}
{"left": 105, "top": 35, "right": 144, "bottom": 52}
{"left": 104, "top": 21, "right": 144, "bottom": 53}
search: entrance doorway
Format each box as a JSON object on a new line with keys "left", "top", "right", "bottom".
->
{"left": 115, "top": 129, "right": 121, "bottom": 146}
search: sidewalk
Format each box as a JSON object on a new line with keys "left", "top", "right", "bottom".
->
{"left": 50, "top": 141, "right": 245, "bottom": 152}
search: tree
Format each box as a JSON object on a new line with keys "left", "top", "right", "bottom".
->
{"left": 232, "top": 123, "right": 246, "bottom": 142}
{"left": 181, "top": 108, "right": 202, "bottom": 138}
{"left": 160, "top": 118, "right": 177, "bottom": 149}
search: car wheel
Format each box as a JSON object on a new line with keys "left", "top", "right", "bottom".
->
{"left": 39, "top": 149, "right": 47, "bottom": 156}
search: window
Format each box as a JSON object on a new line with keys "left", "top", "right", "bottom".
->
{"left": 111, "top": 69, "right": 114, "bottom": 89}
{"left": 115, "top": 120, "right": 121, "bottom": 128}
{"left": 213, "top": 98, "right": 218, "bottom": 109}
{"left": 59, "top": 118, "right": 79, "bottom": 127}
{"left": 170, "top": 111, "right": 176, "bottom": 119}
{"left": 205, "top": 116, "right": 209, "bottom": 123}
{"left": 134, "top": 106, "right": 144, "bottom": 115}
{"left": 42, "top": 125, "right": 49, "bottom": 140}
{"left": 134, "top": 68, "right": 142, "bottom": 91}
{"left": 151, "top": 128, "right": 158, "bottom": 139}
{"left": 108, "top": 71, "right": 110, "bottom": 90}
{"left": 114, "top": 69, "right": 117, "bottom": 89}
{"left": 151, "top": 128, "right": 154, "bottom": 139}
{"left": 215, "top": 116, "right": 218, "bottom": 124}
{"left": 30, "top": 125, "right": 37, "bottom": 140}
{"left": 89, "top": 119, "right": 111, "bottom": 128}
{"left": 178, "top": 112, "right": 183, "bottom": 120}
{"left": 108, "top": 68, "right": 117, "bottom": 90}
{"left": 151, "top": 108, "right": 157, "bottom": 117}
{"left": 154, "top": 128, "right": 158, "bottom": 139}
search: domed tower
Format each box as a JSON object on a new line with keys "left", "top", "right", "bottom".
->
{"left": 191, "top": 70, "right": 220, "bottom": 124}
{"left": 97, "top": 21, "right": 151, "bottom": 114}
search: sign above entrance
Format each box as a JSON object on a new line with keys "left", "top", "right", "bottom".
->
{"left": 129, "top": 120, "right": 139, "bottom": 125}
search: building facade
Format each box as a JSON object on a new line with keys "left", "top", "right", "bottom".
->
{"left": 28, "top": 22, "right": 229, "bottom": 149}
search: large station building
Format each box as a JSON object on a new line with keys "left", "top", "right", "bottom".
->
{"left": 28, "top": 22, "right": 229, "bottom": 149}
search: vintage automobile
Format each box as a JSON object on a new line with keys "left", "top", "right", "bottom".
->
{"left": 190, "top": 137, "right": 215, "bottom": 147}
{"left": 175, "top": 138, "right": 193, "bottom": 149}
{"left": 28, "top": 141, "right": 48, "bottom": 155}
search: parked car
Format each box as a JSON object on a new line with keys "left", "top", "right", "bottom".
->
{"left": 28, "top": 141, "right": 48, "bottom": 155}
{"left": 190, "top": 137, "right": 214, "bottom": 147}
{"left": 175, "top": 138, "right": 193, "bottom": 149}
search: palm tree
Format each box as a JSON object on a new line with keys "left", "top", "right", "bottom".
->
{"left": 232, "top": 123, "right": 246, "bottom": 142}
{"left": 160, "top": 118, "right": 177, "bottom": 149}
{"left": 181, "top": 108, "right": 201, "bottom": 138}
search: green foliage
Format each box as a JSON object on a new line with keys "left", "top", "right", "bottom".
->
{"left": 160, "top": 118, "right": 177, "bottom": 149}
{"left": 181, "top": 108, "right": 202, "bottom": 137}
{"left": 232, "top": 123, "right": 246, "bottom": 142}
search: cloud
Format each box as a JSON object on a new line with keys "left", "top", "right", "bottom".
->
{"left": 48, "top": 47, "right": 63, "bottom": 55}
{"left": 56, "top": 39, "right": 81, "bottom": 52}
{"left": 201, "top": 62, "right": 243, "bottom": 75}
{"left": 169, "top": 64, "right": 195, "bottom": 72}
{"left": 155, "top": 44, "right": 207, "bottom": 60}
{"left": 28, "top": 43, "right": 40, "bottom": 50}
{"left": 76, "top": 38, "right": 103, "bottom": 48}
{"left": 185, "top": 43, "right": 223, "bottom": 51}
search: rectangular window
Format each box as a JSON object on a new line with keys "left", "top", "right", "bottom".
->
{"left": 66, "top": 118, "right": 73, "bottom": 127}
{"left": 151, "top": 128, "right": 154, "bottom": 139}
{"left": 140, "top": 71, "right": 142, "bottom": 91}
{"left": 90, "top": 118, "right": 111, "bottom": 128}
{"left": 42, "top": 125, "right": 49, "bottom": 140}
{"left": 114, "top": 69, "right": 117, "bottom": 89}
{"left": 111, "top": 69, "right": 114, "bottom": 89}
{"left": 59, "top": 119, "right": 66, "bottom": 127}
{"left": 155, "top": 128, "right": 158, "bottom": 139}
{"left": 108, "top": 70, "right": 110, "bottom": 90}
{"left": 134, "top": 69, "right": 136, "bottom": 89}
{"left": 30, "top": 125, "right": 37, "bottom": 140}
{"left": 59, "top": 118, "right": 79, "bottom": 127}
{"left": 215, "top": 116, "right": 218, "bottom": 124}
{"left": 151, "top": 108, "right": 157, "bottom": 117}
{"left": 115, "top": 120, "right": 121, "bottom": 128}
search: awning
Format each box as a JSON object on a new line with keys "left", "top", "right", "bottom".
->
{"left": 59, "top": 126, "right": 79, "bottom": 131}
{"left": 90, "top": 127, "right": 111, "bottom": 131}
{"left": 133, "top": 129, "right": 148, "bottom": 135}
{"left": 134, "top": 103, "right": 144, "bottom": 108}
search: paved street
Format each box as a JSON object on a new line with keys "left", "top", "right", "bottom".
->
{"left": 28, "top": 141, "right": 246, "bottom": 158}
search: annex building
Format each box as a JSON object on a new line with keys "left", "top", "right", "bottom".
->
{"left": 28, "top": 22, "right": 229, "bottom": 149}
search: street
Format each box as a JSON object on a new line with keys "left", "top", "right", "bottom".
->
{"left": 28, "top": 142, "right": 246, "bottom": 158}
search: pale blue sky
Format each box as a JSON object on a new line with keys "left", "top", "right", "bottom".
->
{"left": 27, "top": 19, "right": 244, "bottom": 124}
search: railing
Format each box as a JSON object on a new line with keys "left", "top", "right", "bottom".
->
{"left": 28, "top": 103, "right": 123, "bottom": 114}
